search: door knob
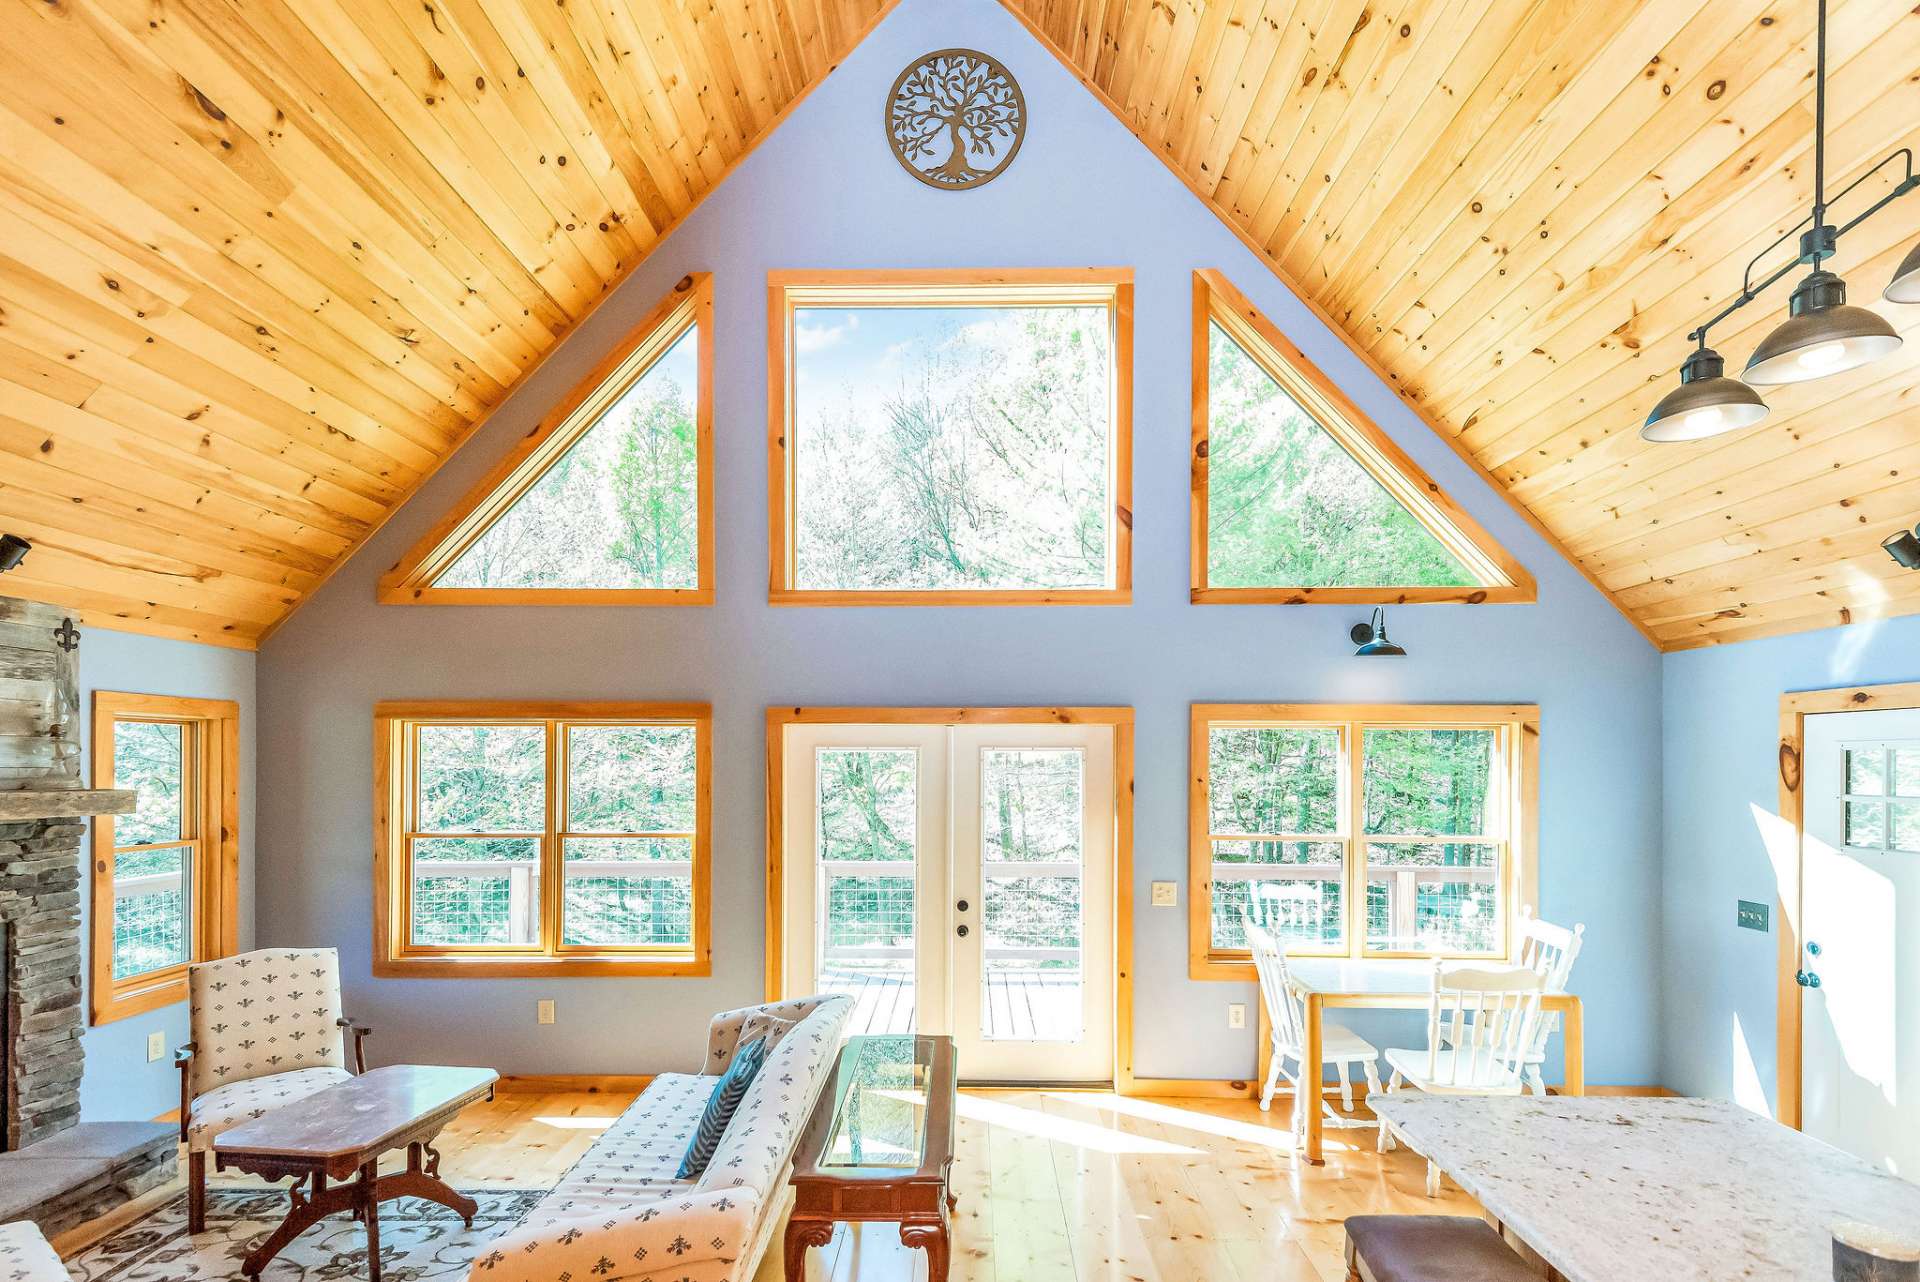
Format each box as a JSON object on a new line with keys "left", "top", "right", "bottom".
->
{"left": 956, "top": 924, "right": 969, "bottom": 938}
{"left": 1807, "top": 941, "right": 1822, "bottom": 957}
{"left": 956, "top": 899, "right": 969, "bottom": 913}
{"left": 1796, "top": 969, "right": 1822, "bottom": 988}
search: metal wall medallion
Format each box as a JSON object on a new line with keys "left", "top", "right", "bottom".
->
{"left": 885, "top": 48, "right": 1027, "bottom": 190}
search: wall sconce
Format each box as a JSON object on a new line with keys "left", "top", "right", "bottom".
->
{"left": 1885, "top": 524, "right": 1920, "bottom": 570}
{"left": 1349, "top": 608, "right": 1407, "bottom": 657}
{"left": 0, "top": 534, "right": 29, "bottom": 575}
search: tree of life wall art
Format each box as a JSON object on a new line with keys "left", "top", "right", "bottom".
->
{"left": 885, "top": 49, "right": 1027, "bottom": 190}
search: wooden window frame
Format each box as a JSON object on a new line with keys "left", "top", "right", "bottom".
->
{"left": 378, "top": 273, "right": 715, "bottom": 605}
{"left": 766, "top": 268, "right": 1135, "bottom": 606}
{"left": 373, "top": 700, "right": 712, "bottom": 978}
{"left": 1188, "top": 702, "right": 1539, "bottom": 982}
{"left": 1189, "top": 269, "right": 1534, "bottom": 605}
{"left": 89, "top": 692, "right": 241, "bottom": 1025}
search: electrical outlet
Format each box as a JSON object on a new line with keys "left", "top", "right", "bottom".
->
{"left": 537, "top": 999, "right": 556, "bottom": 1025}
{"left": 146, "top": 1030, "right": 165, "bottom": 1063}
{"left": 1737, "top": 900, "right": 1770, "bottom": 932}
{"left": 1150, "top": 881, "right": 1178, "bottom": 907}
{"left": 1227, "top": 1003, "right": 1246, "bottom": 1030}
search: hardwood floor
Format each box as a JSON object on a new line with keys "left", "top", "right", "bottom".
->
{"left": 56, "top": 1086, "right": 1479, "bottom": 1281}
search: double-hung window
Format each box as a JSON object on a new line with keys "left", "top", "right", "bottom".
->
{"left": 1190, "top": 703, "right": 1536, "bottom": 979}
{"left": 90, "top": 692, "right": 240, "bottom": 1023}
{"left": 375, "top": 702, "right": 711, "bottom": 976}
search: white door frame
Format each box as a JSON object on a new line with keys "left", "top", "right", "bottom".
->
{"left": 766, "top": 707, "right": 1134, "bottom": 1087}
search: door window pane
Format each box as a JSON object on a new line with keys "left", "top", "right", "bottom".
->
{"left": 418, "top": 725, "right": 545, "bottom": 832}
{"left": 1890, "top": 801, "right": 1920, "bottom": 854}
{"left": 1847, "top": 748, "right": 1887, "bottom": 797}
{"left": 562, "top": 837, "right": 692, "bottom": 945}
{"left": 791, "top": 305, "right": 1114, "bottom": 592}
{"left": 817, "top": 749, "right": 918, "bottom": 1034}
{"left": 980, "top": 749, "right": 1084, "bottom": 1043}
{"left": 409, "top": 836, "right": 542, "bottom": 945}
{"left": 1894, "top": 748, "right": 1920, "bottom": 797}
{"left": 567, "top": 724, "right": 696, "bottom": 832}
{"left": 1847, "top": 802, "right": 1887, "bottom": 849}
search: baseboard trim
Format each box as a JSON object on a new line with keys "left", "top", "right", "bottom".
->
{"left": 1121, "top": 1076, "right": 1257, "bottom": 1098}
{"left": 494, "top": 1074, "right": 654, "bottom": 1093}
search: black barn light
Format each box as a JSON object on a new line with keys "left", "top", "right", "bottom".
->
{"left": 1350, "top": 608, "right": 1407, "bottom": 657}
{"left": 0, "top": 534, "right": 28, "bottom": 575}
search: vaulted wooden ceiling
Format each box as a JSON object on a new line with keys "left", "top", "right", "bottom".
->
{"left": 3, "top": 0, "right": 1918, "bottom": 651}
{"left": 1007, "top": 0, "right": 1920, "bottom": 649}
{"left": 0, "top": 0, "right": 890, "bottom": 647}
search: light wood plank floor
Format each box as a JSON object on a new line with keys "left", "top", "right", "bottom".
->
{"left": 56, "top": 1087, "right": 1478, "bottom": 1282}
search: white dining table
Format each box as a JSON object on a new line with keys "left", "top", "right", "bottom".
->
{"left": 1371, "top": 1094, "right": 1920, "bottom": 1281}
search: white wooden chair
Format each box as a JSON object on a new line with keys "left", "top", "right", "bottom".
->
{"left": 1246, "top": 921, "right": 1382, "bottom": 1143}
{"left": 1377, "top": 961, "right": 1545, "bottom": 1195}
{"left": 1512, "top": 907, "right": 1584, "bottom": 1096}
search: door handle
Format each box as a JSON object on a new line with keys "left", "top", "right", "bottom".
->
{"left": 956, "top": 899, "right": 969, "bottom": 913}
{"left": 1796, "top": 969, "right": 1822, "bottom": 989}
{"left": 956, "top": 924, "right": 969, "bottom": 938}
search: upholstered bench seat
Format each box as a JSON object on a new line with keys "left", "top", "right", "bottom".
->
{"left": 1345, "top": 1215, "right": 1538, "bottom": 1282}
{"left": 0, "top": 1219, "right": 66, "bottom": 1282}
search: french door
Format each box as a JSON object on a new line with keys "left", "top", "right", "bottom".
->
{"left": 778, "top": 717, "right": 1116, "bottom": 1083}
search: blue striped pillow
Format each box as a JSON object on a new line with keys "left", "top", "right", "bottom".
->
{"left": 677, "top": 1035, "right": 768, "bottom": 1179}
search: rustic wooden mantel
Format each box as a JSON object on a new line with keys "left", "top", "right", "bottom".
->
{"left": 0, "top": 791, "right": 134, "bottom": 823}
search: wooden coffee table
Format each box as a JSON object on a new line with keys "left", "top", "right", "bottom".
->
{"left": 785, "top": 1035, "right": 957, "bottom": 1281}
{"left": 212, "top": 1064, "right": 497, "bottom": 1281}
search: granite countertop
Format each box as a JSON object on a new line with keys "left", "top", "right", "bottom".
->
{"left": 1371, "top": 1094, "right": 1920, "bottom": 1281}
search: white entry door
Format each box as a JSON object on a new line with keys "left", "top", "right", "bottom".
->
{"left": 1800, "top": 709, "right": 1920, "bottom": 1177}
{"left": 779, "top": 719, "right": 1116, "bottom": 1083}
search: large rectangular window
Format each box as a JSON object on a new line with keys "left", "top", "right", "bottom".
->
{"left": 375, "top": 702, "right": 711, "bottom": 976}
{"left": 90, "top": 692, "right": 240, "bottom": 1024}
{"left": 768, "top": 269, "right": 1133, "bottom": 604}
{"left": 1189, "top": 703, "right": 1536, "bottom": 979}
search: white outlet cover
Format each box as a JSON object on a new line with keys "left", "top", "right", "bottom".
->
{"left": 1150, "top": 880, "right": 1178, "bottom": 907}
{"left": 1227, "top": 1003, "right": 1246, "bottom": 1030}
{"left": 146, "top": 1030, "right": 166, "bottom": 1062}
{"left": 537, "top": 999, "right": 556, "bottom": 1025}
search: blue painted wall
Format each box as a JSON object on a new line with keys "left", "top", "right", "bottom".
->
{"left": 254, "top": 0, "right": 1664, "bottom": 1083}
{"left": 75, "top": 628, "right": 256, "bottom": 1123}
{"left": 1660, "top": 613, "right": 1920, "bottom": 1107}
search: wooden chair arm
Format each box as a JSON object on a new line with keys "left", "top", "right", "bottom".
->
{"left": 337, "top": 1017, "right": 372, "bottom": 1074}
{"left": 174, "top": 1042, "right": 196, "bottom": 1143}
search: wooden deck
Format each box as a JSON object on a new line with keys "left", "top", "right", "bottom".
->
{"left": 820, "top": 965, "right": 1082, "bottom": 1042}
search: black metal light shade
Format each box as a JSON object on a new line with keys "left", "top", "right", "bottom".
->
{"left": 1641, "top": 346, "right": 1769, "bottom": 442}
{"left": 1885, "top": 526, "right": 1920, "bottom": 570}
{"left": 1349, "top": 608, "right": 1407, "bottom": 657}
{"left": 1888, "top": 238, "right": 1920, "bottom": 304}
{"left": 0, "top": 534, "right": 29, "bottom": 574}
{"left": 1744, "top": 271, "right": 1902, "bottom": 385}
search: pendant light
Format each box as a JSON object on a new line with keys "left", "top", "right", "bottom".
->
{"left": 1641, "top": 343, "right": 1769, "bottom": 441}
{"left": 1645, "top": 0, "right": 1917, "bottom": 440}
{"left": 1888, "top": 239, "right": 1920, "bottom": 304}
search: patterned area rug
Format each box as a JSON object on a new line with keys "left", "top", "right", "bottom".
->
{"left": 65, "top": 1188, "right": 543, "bottom": 1281}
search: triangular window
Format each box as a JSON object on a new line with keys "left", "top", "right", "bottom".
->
{"left": 381, "top": 274, "right": 713, "bottom": 604}
{"left": 1191, "top": 270, "right": 1531, "bottom": 603}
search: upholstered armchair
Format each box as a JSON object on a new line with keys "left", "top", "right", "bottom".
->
{"left": 174, "top": 947, "right": 371, "bottom": 1233}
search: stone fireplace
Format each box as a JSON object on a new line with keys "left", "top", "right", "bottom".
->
{"left": 0, "top": 596, "right": 176, "bottom": 1234}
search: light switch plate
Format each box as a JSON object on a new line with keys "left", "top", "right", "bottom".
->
{"left": 1150, "top": 880, "right": 1178, "bottom": 907}
{"left": 1737, "top": 900, "right": 1769, "bottom": 932}
{"left": 146, "top": 1030, "right": 165, "bottom": 1063}
{"left": 1227, "top": 1003, "right": 1246, "bottom": 1030}
{"left": 537, "top": 999, "right": 556, "bottom": 1025}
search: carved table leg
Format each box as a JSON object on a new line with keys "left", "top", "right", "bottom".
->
{"left": 242, "top": 1175, "right": 358, "bottom": 1279}
{"left": 784, "top": 1217, "right": 834, "bottom": 1281}
{"left": 360, "top": 1160, "right": 382, "bottom": 1282}
{"left": 901, "top": 1219, "right": 950, "bottom": 1282}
